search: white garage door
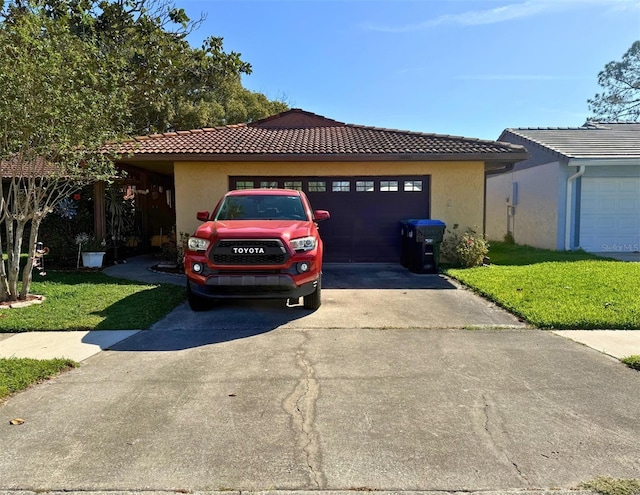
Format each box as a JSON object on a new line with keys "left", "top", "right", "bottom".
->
{"left": 580, "top": 177, "right": 640, "bottom": 252}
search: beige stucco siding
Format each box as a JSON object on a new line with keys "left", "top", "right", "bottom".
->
{"left": 174, "top": 160, "right": 485, "bottom": 238}
{"left": 486, "top": 161, "right": 560, "bottom": 249}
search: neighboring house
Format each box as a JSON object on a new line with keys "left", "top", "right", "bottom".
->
{"left": 113, "top": 109, "right": 527, "bottom": 262}
{"left": 486, "top": 122, "right": 640, "bottom": 253}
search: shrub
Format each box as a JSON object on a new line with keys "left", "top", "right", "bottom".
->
{"left": 441, "top": 224, "right": 489, "bottom": 268}
{"left": 157, "top": 231, "right": 190, "bottom": 269}
{"left": 176, "top": 232, "right": 190, "bottom": 269}
{"left": 503, "top": 231, "right": 515, "bottom": 244}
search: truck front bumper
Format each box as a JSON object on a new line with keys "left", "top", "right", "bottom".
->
{"left": 188, "top": 274, "right": 319, "bottom": 300}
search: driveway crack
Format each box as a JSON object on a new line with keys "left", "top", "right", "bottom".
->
{"left": 480, "top": 393, "right": 530, "bottom": 486}
{"left": 283, "top": 337, "right": 325, "bottom": 488}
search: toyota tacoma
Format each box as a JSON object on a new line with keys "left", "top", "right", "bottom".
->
{"left": 184, "top": 188, "right": 330, "bottom": 311}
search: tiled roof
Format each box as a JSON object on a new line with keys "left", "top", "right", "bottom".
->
{"left": 500, "top": 121, "right": 640, "bottom": 159}
{"left": 0, "top": 156, "right": 56, "bottom": 178}
{"left": 112, "top": 109, "right": 527, "bottom": 162}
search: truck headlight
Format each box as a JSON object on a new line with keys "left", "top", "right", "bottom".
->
{"left": 188, "top": 237, "right": 210, "bottom": 252}
{"left": 290, "top": 236, "right": 317, "bottom": 252}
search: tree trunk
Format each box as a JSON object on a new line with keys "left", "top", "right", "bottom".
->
{"left": 0, "top": 240, "right": 9, "bottom": 302}
{"left": 20, "top": 217, "right": 41, "bottom": 300}
{"left": 4, "top": 219, "right": 22, "bottom": 302}
{"left": 0, "top": 182, "right": 8, "bottom": 301}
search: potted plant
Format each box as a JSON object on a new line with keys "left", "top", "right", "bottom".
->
{"left": 75, "top": 233, "right": 108, "bottom": 268}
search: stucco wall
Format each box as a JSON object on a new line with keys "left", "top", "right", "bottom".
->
{"left": 174, "top": 160, "right": 485, "bottom": 239}
{"left": 485, "top": 172, "right": 513, "bottom": 242}
{"left": 486, "top": 161, "right": 561, "bottom": 249}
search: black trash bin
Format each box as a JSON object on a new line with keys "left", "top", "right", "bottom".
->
{"left": 402, "top": 219, "right": 446, "bottom": 273}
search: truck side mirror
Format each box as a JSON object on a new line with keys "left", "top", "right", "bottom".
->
{"left": 196, "top": 211, "right": 210, "bottom": 222}
{"left": 313, "top": 210, "right": 330, "bottom": 222}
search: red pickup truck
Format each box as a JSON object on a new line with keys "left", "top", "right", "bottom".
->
{"left": 184, "top": 188, "right": 330, "bottom": 311}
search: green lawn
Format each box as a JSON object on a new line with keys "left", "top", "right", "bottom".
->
{"left": 483, "top": 242, "right": 605, "bottom": 265}
{"left": 0, "top": 271, "right": 186, "bottom": 332}
{"left": 0, "top": 357, "right": 78, "bottom": 401}
{"left": 446, "top": 242, "right": 640, "bottom": 329}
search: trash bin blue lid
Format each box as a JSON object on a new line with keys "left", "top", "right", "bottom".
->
{"left": 405, "top": 219, "right": 446, "bottom": 227}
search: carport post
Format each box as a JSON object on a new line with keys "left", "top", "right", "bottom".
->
{"left": 93, "top": 181, "right": 106, "bottom": 241}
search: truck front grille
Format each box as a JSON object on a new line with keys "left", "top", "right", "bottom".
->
{"left": 211, "top": 239, "right": 288, "bottom": 265}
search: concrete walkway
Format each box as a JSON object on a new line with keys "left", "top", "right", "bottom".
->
{"left": 553, "top": 330, "right": 640, "bottom": 359}
{"left": 0, "top": 330, "right": 140, "bottom": 361}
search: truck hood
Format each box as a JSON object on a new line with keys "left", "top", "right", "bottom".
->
{"left": 195, "top": 220, "right": 313, "bottom": 243}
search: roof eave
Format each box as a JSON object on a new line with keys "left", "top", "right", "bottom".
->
{"left": 567, "top": 156, "right": 640, "bottom": 166}
{"left": 118, "top": 151, "right": 530, "bottom": 164}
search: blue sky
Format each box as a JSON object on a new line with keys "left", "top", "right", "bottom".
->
{"left": 181, "top": 0, "right": 640, "bottom": 140}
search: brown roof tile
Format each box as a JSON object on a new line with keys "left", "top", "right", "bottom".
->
{"left": 112, "top": 109, "right": 527, "bottom": 162}
{"left": 1, "top": 155, "right": 57, "bottom": 178}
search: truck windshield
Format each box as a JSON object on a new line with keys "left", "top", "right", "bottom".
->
{"left": 215, "top": 195, "right": 307, "bottom": 221}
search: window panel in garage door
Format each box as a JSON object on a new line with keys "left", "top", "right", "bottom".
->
{"left": 229, "top": 176, "right": 430, "bottom": 262}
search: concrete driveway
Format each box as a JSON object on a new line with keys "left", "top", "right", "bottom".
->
{"left": 148, "top": 264, "right": 525, "bottom": 337}
{"left": 1, "top": 265, "right": 639, "bottom": 494}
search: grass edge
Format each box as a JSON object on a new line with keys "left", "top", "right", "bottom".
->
{"left": 0, "top": 357, "right": 79, "bottom": 403}
{"left": 620, "top": 355, "right": 640, "bottom": 371}
{"left": 579, "top": 476, "right": 640, "bottom": 495}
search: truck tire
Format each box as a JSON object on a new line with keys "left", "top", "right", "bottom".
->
{"left": 303, "top": 276, "right": 322, "bottom": 310}
{"left": 187, "top": 281, "right": 211, "bottom": 311}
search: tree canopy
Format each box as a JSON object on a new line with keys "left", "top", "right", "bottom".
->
{"left": 0, "top": 5, "right": 129, "bottom": 159}
{"left": 1, "top": 0, "right": 288, "bottom": 134}
{"left": 588, "top": 40, "right": 640, "bottom": 122}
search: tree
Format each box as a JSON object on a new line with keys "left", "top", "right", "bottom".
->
{"left": 0, "top": 7, "right": 129, "bottom": 301}
{"left": 588, "top": 40, "right": 640, "bottom": 121}
{"left": 0, "top": 0, "right": 287, "bottom": 302}
{"left": 172, "top": 77, "right": 290, "bottom": 130}
{"left": 6, "top": 0, "right": 288, "bottom": 133}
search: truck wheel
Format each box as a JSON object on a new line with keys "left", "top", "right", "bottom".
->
{"left": 187, "top": 281, "right": 211, "bottom": 311}
{"left": 303, "top": 276, "right": 322, "bottom": 310}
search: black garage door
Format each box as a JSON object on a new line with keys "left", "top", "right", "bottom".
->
{"left": 229, "top": 176, "right": 430, "bottom": 262}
